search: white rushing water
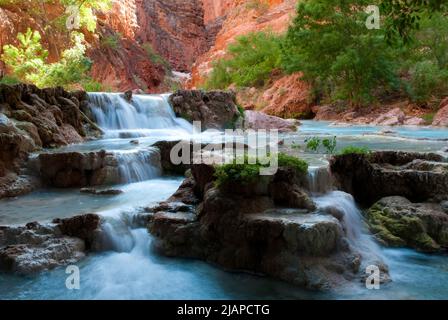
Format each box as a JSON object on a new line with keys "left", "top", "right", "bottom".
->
{"left": 113, "top": 148, "right": 162, "bottom": 183}
{"left": 314, "top": 191, "right": 384, "bottom": 265}
{"left": 88, "top": 93, "right": 192, "bottom": 138}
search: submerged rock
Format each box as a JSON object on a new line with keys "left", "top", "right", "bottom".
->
{"left": 0, "top": 214, "right": 102, "bottom": 274}
{"left": 330, "top": 151, "right": 448, "bottom": 205}
{"left": 366, "top": 196, "right": 448, "bottom": 252}
{"left": 80, "top": 188, "right": 123, "bottom": 196}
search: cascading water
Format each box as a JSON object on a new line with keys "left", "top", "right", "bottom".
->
{"left": 85, "top": 93, "right": 193, "bottom": 184}
{"left": 88, "top": 93, "right": 192, "bottom": 138}
{"left": 314, "top": 191, "right": 384, "bottom": 266}
{"left": 113, "top": 148, "right": 162, "bottom": 183}
{"left": 308, "top": 166, "right": 334, "bottom": 194}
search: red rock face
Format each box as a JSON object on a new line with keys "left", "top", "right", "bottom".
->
{"left": 133, "top": 0, "right": 209, "bottom": 72}
{"left": 191, "top": 0, "right": 297, "bottom": 87}
{"left": 433, "top": 98, "right": 448, "bottom": 127}
{"left": 0, "top": 0, "right": 211, "bottom": 91}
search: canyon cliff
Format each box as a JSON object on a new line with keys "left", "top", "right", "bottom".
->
{"left": 0, "top": 0, "right": 213, "bottom": 92}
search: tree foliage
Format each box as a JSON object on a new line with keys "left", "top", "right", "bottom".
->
{"left": 2, "top": 29, "right": 93, "bottom": 90}
{"left": 281, "top": 0, "right": 399, "bottom": 107}
{"left": 204, "top": 31, "right": 283, "bottom": 89}
{"left": 380, "top": 0, "right": 447, "bottom": 42}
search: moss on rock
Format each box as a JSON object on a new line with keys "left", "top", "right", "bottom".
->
{"left": 366, "top": 197, "right": 448, "bottom": 252}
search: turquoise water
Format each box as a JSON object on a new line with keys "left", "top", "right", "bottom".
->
{"left": 0, "top": 119, "right": 447, "bottom": 300}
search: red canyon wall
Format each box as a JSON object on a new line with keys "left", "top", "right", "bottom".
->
{"left": 191, "top": 0, "right": 297, "bottom": 87}
{"left": 0, "top": 0, "right": 210, "bottom": 91}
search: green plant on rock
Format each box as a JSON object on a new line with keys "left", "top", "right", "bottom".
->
{"left": 277, "top": 152, "right": 308, "bottom": 174}
{"left": 339, "top": 146, "right": 371, "bottom": 155}
{"left": 143, "top": 43, "right": 171, "bottom": 71}
{"left": 100, "top": 33, "right": 121, "bottom": 50}
{"left": 214, "top": 162, "right": 262, "bottom": 187}
{"left": 214, "top": 153, "right": 309, "bottom": 187}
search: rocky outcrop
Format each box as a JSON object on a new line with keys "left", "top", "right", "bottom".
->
{"left": 38, "top": 150, "right": 110, "bottom": 188}
{"left": 366, "top": 196, "right": 448, "bottom": 252}
{"left": 0, "top": 214, "right": 102, "bottom": 274}
{"left": 433, "top": 98, "right": 448, "bottom": 127}
{"left": 146, "top": 162, "right": 381, "bottom": 290}
{"left": 330, "top": 151, "right": 448, "bottom": 206}
{"left": 236, "top": 73, "right": 314, "bottom": 120}
{"left": 0, "top": 84, "right": 92, "bottom": 198}
{"left": 36, "top": 148, "right": 162, "bottom": 188}
{"left": 169, "top": 90, "right": 242, "bottom": 130}
{"left": 371, "top": 108, "right": 426, "bottom": 126}
{"left": 243, "top": 110, "right": 298, "bottom": 132}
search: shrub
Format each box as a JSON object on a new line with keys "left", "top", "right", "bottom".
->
{"left": 100, "top": 33, "right": 121, "bottom": 50}
{"left": 143, "top": 43, "right": 171, "bottom": 71}
{"left": 214, "top": 153, "right": 308, "bottom": 186}
{"left": 1, "top": 28, "right": 48, "bottom": 81}
{"left": 0, "top": 75, "right": 21, "bottom": 85}
{"left": 339, "top": 146, "right": 371, "bottom": 155}
{"left": 281, "top": 0, "right": 399, "bottom": 107}
{"left": 322, "top": 136, "right": 337, "bottom": 154}
{"left": 277, "top": 153, "right": 308, "bottom": 174}
{"left": 214, "top": 162, "right": 262, "bottom": 187}
{"left": 305, "top": 137, "right": 321, "bottom": 153}
{"left": 407, "top": 60, "right": 448, "bottom": 105}
{"left": 205, "top": 31, "right": 283, "bottom": 89}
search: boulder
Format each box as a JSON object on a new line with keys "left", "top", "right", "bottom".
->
{"left": 371, "top": 108, "right": 405, "bottom": 126}
{"left": 0, "top": 214, "right": 102, "bottom": 274}
{"left": 243, "top": 110, "right": 299, "bottom": 132}
{"left": 366, "top": 196, "right": 448, "bottom": 252}
{"left": 169, "top": 90, "right": 242, "bottom": 130}
{"left": 80, "top": 188, "right": 123, "bottom": 196}
{"left": 330, "top": 151, "right": 448, "bottom": 205}
{"left": 0, "top": 84, "right": 92, "bottom": 199}
{"left": 38, "top": 151, "right": 107, "bottom": 187}
{"left": 53, "top": 214, "right": 102, "bottom": 250}
{"left": 433, "top": 98, "right": 448, "bottom": 127}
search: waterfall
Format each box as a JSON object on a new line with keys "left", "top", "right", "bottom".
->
{"left": 314, "top": 191, "right": 384, "bottom": 266}
{"left": 308, "top": 166, "right": 334, "bottom": 194}
{"left": 113, "top": 148, "right": 162, "bottom": 183}
{"left": 87, "top": 93, "right": 192, "bottom": 137}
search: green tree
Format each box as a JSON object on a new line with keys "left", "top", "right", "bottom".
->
{"left": 2, "top": 30, "right": 93, "bottom": 90}
{"left": 60, "top": 0, "right": 112, "bottom": 32}
{"left": 1, "top": 28, "right": 48, "bottom": 82}
{"left": 205, "top": 31, "right": 283, "bottom": 89}
{"left": 380, "top": 0, "right": 447, "bottom": 42}
{"left": 31, "top": 32, "right": 93, "bottom": 89}
{"left": 281, "top": 0, "right": 399, "bottom": 107}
